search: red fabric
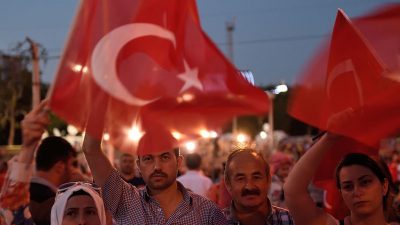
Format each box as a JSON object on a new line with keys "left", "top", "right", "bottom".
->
{"left": 49, "top": 0, "right": 269, "bottom": 154}
{"left": 316, "top": 180, "right": 349, "bottom": 220}
{"left": 206, "top": 179, "right": 231, "bottom": 209}
{"left": 290, "top": 8, "right": 400, "bottom": 147}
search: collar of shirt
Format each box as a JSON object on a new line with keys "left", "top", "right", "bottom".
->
{"left": 183, "top": 170, "right": 202, "bottom": 176}
{"left": 142, "top": 181, "right": 193, "bottom": 206}
{"left": 225, "top": 198, "right": 274, "bottom": 224}
{"left": 30, "top": 176, "right": 58, "bottom": 192}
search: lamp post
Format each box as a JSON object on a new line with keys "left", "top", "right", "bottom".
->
{"left": 26, "top": 37, "right": 40, "bottom": 109}
{"left": 234, "top": 70, "right": 255, "bottom": 134}
{"left": 266, "top": 84, "right": 288, "bottom": 150}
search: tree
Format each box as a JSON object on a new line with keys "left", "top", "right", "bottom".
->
{"left": 0, "top": 40, "right": 47, "bottom": 145}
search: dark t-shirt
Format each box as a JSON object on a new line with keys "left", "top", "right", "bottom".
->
{"left": 124, "top": 176, "right": 145, "bottom": 187}
{"left": 29, "top": 182, "right": 55, "bottom": 225}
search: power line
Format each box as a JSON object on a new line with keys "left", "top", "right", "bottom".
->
{"left": 45, "top": 32, "right": 329, "bottom": 60}
{"left": 216, "top": 33, "right": 329, "bottom": 46}
{"left": 200, "top": 0, "right": 392, "bottom": 18}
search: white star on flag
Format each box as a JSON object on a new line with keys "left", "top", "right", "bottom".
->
{"left": 178, "top": 60, "right": 203, "bottom": 93}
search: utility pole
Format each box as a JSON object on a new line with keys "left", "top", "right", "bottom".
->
{"left": 226, "top": 18, "right": 235, "bottom": 64}
{"left": 26, "top": 37, "right": 40, "bottom": 109}
{"left": 226, "top": 18, "right": 237, "bottom": 133}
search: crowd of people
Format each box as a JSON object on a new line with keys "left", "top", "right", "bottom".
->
{"left": 0, "top": 101, "right": 399, "bottom": 225}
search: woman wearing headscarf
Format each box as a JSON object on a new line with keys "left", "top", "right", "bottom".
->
{"left": 51, "top": 182, "right": 106, "bottom": 225}
{"left": 0, "top": 101, "right": 108, "bottom": 225}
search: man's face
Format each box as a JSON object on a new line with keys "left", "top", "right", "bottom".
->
{"left": 226, "top": 152, "right": 270, "bottom": 211}
{"left": 63, "top": 156, "right": 80, "bottom": 183}
{"left": 276, "top": 163, "right": 292, "bottom": 181}
{"left": 120, "top": 155, "right": 135, "bottom": 175}
{"left": 137, "top": 150, "right": 182, "bottom": 191}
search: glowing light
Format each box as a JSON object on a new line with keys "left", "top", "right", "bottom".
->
{"left": 209, "top": 130, "right": 218, "bottom": 138}
{"left": 128, "top": 126, "right": 144, "bottom": 142}
{"left": 184, "top": 141, "right": 196, "bottom": 153}
{"left": 177, "top": 93, "right": 195, "bottom": 103}
{"left": 72, "top": 64, "right": 83, "bottom": 72}
{"left": 67, "top": 125, "right": 78, "bottom": 136}
{"left": 72, "top": 64, "right": 88, "bottom": 74}
{"left": 259, "top": 131, "right": 268, "bottom": 139}
{"left": 171, "top": 131, "right": 182, "bottom": 140}
{"left": 53, "top": 128, "right": 61, "bottom": 137}
{"left": 103, "top": 133, "right": 110, "bottom": 141}
{"left": 273, "top": 84, "right": 288, "bottom": 94}
{"left": 200, "top": 129, "right": 210, "bottom": 138}
{"left": 182, "top": 93, "right": 194, "bottom": 102}
{"left": 236, "top": 133, "right": 248, "bottom": 143}
{"left": 82, "top": 66, "right": 88, "bottom": 73}
{"left": 263, "top": 123, "right": 270, "bottom": 132}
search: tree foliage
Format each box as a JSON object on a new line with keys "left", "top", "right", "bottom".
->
{"left": 0, "top": 39, "right": 48, "bottom": 145}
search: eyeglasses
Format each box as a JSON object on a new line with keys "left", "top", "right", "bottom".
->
{"left": 56, "top": 181, "right": 102, "bottom": 198}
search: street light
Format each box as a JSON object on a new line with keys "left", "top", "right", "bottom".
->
{"left": 233, "top": 70, "right": 256, "bottom": 134}
{"left": 266, "top": 83, "right": 288, "bottom": 150}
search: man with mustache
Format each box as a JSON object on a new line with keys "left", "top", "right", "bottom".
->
{"left": 83, "top": 129, "right": 228, "bottom": 225}
{"left": 223, "top": 149, "right": 295, "bottom": 225}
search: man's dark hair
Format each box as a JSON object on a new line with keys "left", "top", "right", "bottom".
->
{"left": 120, "top": 153, "right": 134, "bottom": 159}
{"left": 173, "top": 148, "right": 180, "bottom": 158}
{"left": 35, "top": 136, "right": 77, "bottom": 171}
{"left": 185, "top": 153, "right": 202, "bottom": 170}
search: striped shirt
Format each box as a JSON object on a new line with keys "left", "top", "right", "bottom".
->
{"left": 103, "top": 170, "right": 228, "bottom": 225}
{"left": 223, "top": 199, "right": 295, "bottom": 225}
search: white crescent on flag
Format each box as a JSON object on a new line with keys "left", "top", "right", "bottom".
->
{"left": 91, "top": 23, "right": 176, "bottom": 106}
{"left": 326, "top": 59, "right": 364, "bottom": 106}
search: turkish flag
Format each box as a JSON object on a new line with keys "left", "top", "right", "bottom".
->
{"left": 289, "top": 8, "right": 400, "bottom": 147}
{"left": 49, "top": 0, "right": 269, "bottom": 153}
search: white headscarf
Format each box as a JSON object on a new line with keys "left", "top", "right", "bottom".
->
{"left": 50, "top": 184, "right": 107, "bottom": 225}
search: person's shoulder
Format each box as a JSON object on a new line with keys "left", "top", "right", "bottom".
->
{"left": 271, "top": 204, "right": 294, "bottom": 221}
{"left": 189, "top": 191, "right": 219, "bottom": 208}
{"left": 271, "top": 204, "right": 290, "bottom": 212}
{"left": 29, "top": 182, "right": 55, "bottom": 202}
{"left": 325, "top": 213, "right": 340, "bottom": 225}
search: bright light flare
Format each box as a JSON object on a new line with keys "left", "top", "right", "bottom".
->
{"left": 103, "top": 133, "right": 110, "bottom": 141}
{"left": 67, "top": 125, "right": 78, "bottom": 136}
{"left": 199, "top": 129, "right": 218, "bottom": 139}
{"left": 273, "top": 84, "right": 288, "bottom": 94}
{"left": 128, "top": 126, "right": 144, "bottom": 142}
{"left": 72, "top": 64, "right": 88, "bottom": 74}
{"left": 171, "top": 131, "right": 182, "bottom": 140}
{"left": 209, "top": 130, "right": 218, "bottom": 138}
{"left": 184, "top": 141, "right": 196, "bottom": 153}
{"left": 177, "top": 93, "right": 195, "bottom": 103}
{"left": 236, "top": 133, "right": 249, "bottom": 143}
{"left": 259, "top": 131, "right": 268, "bottom": 139}
{"left": 200, "top": 129, "right": 210, "bottom": 138}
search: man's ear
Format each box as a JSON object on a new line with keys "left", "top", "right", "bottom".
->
{"left": 225, "top": 177, "right": 233, "bottom": 193}
{"left": 382, "top": 178, "right": 389, "bottom": 196}
{"left": 177, "top": 155, "right": 184, "bottom": 169}
{"left": 53, "top": 161, "right": 65, "bottom": 175}
{"left": 136, "top": 158, "right": 141, "bottom": 173}
{"left": 266, "top": 174, "right": 272, "bottom": 192}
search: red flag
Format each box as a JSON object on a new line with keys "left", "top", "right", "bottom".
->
{"left": 49, "top": 0, "right": 269, "bottom": 154}
{"left": 289, "top": 8, "right": 400, "bottom": 147}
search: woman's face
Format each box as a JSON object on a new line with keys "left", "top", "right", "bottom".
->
{"left": 62, "top": 195, "right": 101, "bottom": 225}
{"left": 339, "top": 165, "right": 388, "bottom": 216}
